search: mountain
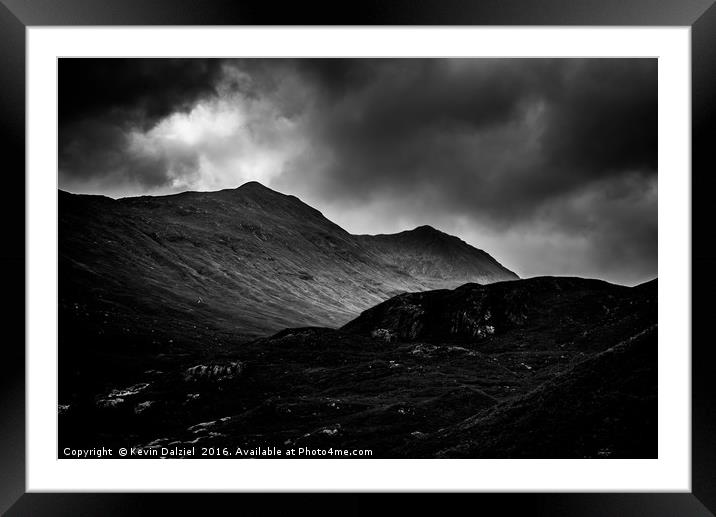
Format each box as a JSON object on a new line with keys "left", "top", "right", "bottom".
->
{"left": 58, "top": 180, "right": 654, "bottom": 459}
{"left": 357, "top": 225, "right": 516, "bottom": 286}
{"left": 59, "top": 276, "right": 656, "bottom": 459}
{"left": 59, "top": 182, "right": 517, "bottom": 338}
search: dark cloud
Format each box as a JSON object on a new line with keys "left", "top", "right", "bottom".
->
{"left": 59, "top": 58, "right": 225, "bottom": 129}
{"left": 537, "top": 60, "right": 657, "bottom": 178}
{"left": 283, "top": 59, "right": 656, "bottom": 223}
{"left": 59, "top": 58, "right": 227, "bottom": 192}
{"left": 58, "top": 58, "right": 657, "bottom": 285}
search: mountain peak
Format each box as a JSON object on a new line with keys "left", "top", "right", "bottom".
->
{"left": 238, "top": 180, "right": 270, "bottom": 190}
{"left": 235, "top": 181, "right": 279, "bottom": 196}
{"left": 358, "top": 224, "right": 518, "bottom": 284}
{"left": 411, "top": 225, "right": 441, "bottom": 234}
{"left": 230, "top": 181, "right": 297, "bottom": 204}
{"left": 404, "top": 226, "right": 458, "bottom": 242}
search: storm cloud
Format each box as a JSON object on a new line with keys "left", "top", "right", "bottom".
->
{"left": 58, "top": 58, "right": 657, "bottom": 285}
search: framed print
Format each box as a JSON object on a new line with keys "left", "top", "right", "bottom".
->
{"left": 1, "top": 0, "right": 714, "bottom": 515}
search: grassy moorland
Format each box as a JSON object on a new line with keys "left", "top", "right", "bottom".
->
{"left": 58, "top": 183, "right": 655, "bottom": 458}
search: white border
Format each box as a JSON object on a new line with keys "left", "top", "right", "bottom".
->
{"left": 27, "top": 27, "right": 691, "bottom": 492}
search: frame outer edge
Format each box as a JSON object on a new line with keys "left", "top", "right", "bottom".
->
{"left": 0, "top": 0, "right": 715, "bottom": 26}
{"left": 2, "top": 0, "right": 715, "bottom": 514}
{"left": 692, "top": 1, "right": 716, "bottom": 514}
{"left": 0, "top": 0, "right": 27, "bottom": 514}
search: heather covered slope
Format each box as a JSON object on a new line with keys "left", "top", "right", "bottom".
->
{"left": 342, "top": 276, "right": 653, "bottom": 349}
{"left": 402, "top": 325, "right": 657, "bottom": 458}
{"left": 59, "top": 276, "right": 656, "bottom": 458}
{"left": 59, "top": 182, "right": 517, "bottom": 338}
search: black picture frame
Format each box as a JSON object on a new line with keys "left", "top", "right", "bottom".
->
{"left": 1, "top": 1, "right": 714, "bottom": 515}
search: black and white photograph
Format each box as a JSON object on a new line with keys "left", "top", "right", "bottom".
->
{"left": 57, "top": 57, "right": 657, "bottom": 460}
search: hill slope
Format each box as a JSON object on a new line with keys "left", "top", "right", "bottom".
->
{"left": 342, "top": 276, "right": 654, "bottom": 349}
{"left": 59, "top": 182, "right": 517, "bottom": 338}
{"left": 402, "top": 325, "right": 657, "bottom": 458}
{"left": 59, "top": 276, "right": 656, "bottom": 458}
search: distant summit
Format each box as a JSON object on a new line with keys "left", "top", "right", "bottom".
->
{"left": 238, "top": 180, "right": 268, "bottom": 190}
{"left": 232, "top": 180, "right": 282, "bottom": 197}
{"left": 410, "top": 224, "right": 441, "bottom": 233}
{"left": 359, "top": 224, "right": 518, "bottom": 286}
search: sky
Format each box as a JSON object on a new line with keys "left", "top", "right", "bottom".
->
{"left": 58, "top": 58, "right": 657, "bottom": 286}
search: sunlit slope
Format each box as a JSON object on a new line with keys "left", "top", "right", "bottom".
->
{"left": 59, "top": 181, "right": 517, "bottom": 337}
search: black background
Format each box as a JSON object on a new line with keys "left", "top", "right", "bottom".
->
{"left": 1, "top": 0, "right": 714, "bottom": 515}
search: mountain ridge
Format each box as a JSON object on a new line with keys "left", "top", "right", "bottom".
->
{"left": 59, "top": 181, "right": 517, "bottom": 338}
{"left": 59, "top": 184, "right": 517, "bottom": 275}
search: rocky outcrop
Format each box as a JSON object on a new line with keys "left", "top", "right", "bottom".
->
{"left": 95, "top": 382, "right": 150, "bottom": 409}
{"left": 342, "top": 276, "right": 640, "bottom": 345}
{"left": 183, "top": 361, "right": 244, "bottom": 384}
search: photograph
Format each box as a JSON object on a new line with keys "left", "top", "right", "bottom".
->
{"left": 57, "top": 57, "right": 658, "bottom": 460}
